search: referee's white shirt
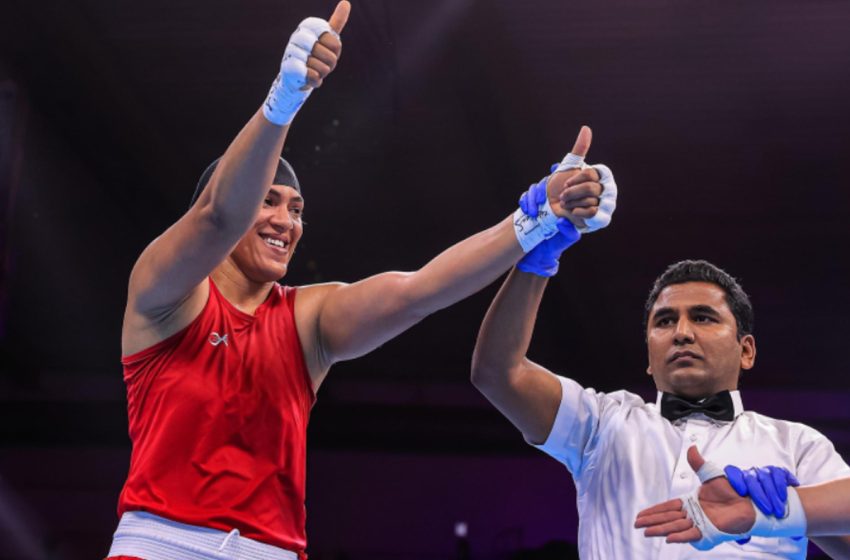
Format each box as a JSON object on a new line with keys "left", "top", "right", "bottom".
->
{"left": 536, "top": 376, "right": 850, "bottom": 559}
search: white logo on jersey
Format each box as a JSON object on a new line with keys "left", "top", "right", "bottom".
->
{"left": 209, "top": 332, "right": 229, "bottom": 347}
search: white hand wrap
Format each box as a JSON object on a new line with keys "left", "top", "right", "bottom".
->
{"left": 263, "top": 17, "right": 338, "bottom": 126}
{"left": 585, "top": 163, "right": 617, "bottom": 232}
{"left": 696, "top": 461, "right": 726, "bottom": 484}
{"left": 682, "top": 491, "right": 750, "bottom": 551}
{"left": 553, "top": 153, "right": 618, "bottom": 234}
{"left": 554, "top": 153, "right": 589, "bottom": 174}
{"left": 749, "top": 488, "right": 807, "bottom": 538}
{"left": 682, "top": 460, "right": 807, "bottom": 551}
{"left": 513, "top": 197, "right": 559, "bottom": 253}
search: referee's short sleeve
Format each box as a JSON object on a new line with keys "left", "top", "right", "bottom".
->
{"left": 532, "top": 375, "right": 608, "bottom": 476}
{"left": 794, "top": 425, "right": 850, "bottom": 484}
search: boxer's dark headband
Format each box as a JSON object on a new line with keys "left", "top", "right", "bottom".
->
{"left": 190, "top": 156, "right": 300, "bottom": 209}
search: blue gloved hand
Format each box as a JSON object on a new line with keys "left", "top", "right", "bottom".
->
{"left": 725, "top": 464, "right": 801, "bottom": 544}
{"left": 518, "top": 174, "right": 549, "bottom": 219}
{"left": 516, "top": 219, "right": 580, "bottom": 277}
{"left": 516, "top": 172, "right": 580, "bottom": 277}
{"left": 518, "top": 164, "right": 569, "bottom": 218}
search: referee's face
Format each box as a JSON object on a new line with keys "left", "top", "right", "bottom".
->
{"left": 645, "top": 281, "right": 756, "bottom": 399}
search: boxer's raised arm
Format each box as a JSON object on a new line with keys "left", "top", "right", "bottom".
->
{"left": 126, "top": 2, "right": 349, "bottom": 325}
{"left": 294, "top": 127, "right": 616, "bottom": 389}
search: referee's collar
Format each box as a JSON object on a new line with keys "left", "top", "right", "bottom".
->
{"left": 655, "top": 390, "right": 744, "bottom": 420}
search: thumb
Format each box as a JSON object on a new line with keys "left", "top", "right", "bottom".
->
{"left": 687, "top": 445, "right": 706, "bottom": 474}
{"left": 328, "top": 0, "right": 351, "bottom": 34}
{"left": 569, "top": 125, "right": 592, "bottom": 158}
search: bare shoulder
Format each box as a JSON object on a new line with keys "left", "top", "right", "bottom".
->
{"left": 293, "top": 281, "right": 351, "bottom": 324}
{"left": 293, "top": 281, "right": 345, "bottom": 308}
{"left": 292, "top": 281, "right": 348, "bottom": 388}
{"left": 121, "top": 277, "right": 210, "bottom": 357}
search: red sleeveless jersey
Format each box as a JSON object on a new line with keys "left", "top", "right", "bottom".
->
{"left": 118, "top": 280, "right": 315, "bottom": 557}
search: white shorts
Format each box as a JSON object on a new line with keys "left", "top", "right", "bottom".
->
{"left": 108, "top": 511, "right": 298, "bottom": 560}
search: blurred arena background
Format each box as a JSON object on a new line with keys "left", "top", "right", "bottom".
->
{"left": 1, "top": 0, "right": 849, "bottom": 557}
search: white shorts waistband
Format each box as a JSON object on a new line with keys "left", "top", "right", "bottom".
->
{"left": 108, "top": 511, "right": 298, "bottom": 560}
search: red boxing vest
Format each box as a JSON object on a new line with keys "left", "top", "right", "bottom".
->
{"left": 118, "top": 280, "right": 315, "bottom": 557}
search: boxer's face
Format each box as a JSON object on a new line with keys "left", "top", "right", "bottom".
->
{"left": 229, "top": 184, "right": 304, "bottom": 283}
{"left": 646, "top": 282, "right": 755, "bottom": 399}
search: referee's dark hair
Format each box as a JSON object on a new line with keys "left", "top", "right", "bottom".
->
{"left": 645, "top": 260, "right": 754, "bottom": 340}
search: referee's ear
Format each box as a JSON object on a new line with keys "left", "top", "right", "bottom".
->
{"left": 739, "top": 334, "right": 756, "bottom": 371}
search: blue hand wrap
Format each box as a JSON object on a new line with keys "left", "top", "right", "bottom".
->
{"left": 516, "top": 219, "right": 580, "bottom": 277}
{"left": 516, "top": 177, "right": 580, "bottom": 277}
{"left": 726, "top": 464, "right": 802, "bottom": 543}
{"left": 519, "top": 176, "right": 548, "bottom": 218}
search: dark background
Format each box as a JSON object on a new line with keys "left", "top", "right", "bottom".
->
{"left": 1, "top": 0, "right": 849, "bottom": 558}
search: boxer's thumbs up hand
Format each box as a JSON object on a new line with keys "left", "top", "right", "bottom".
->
{"left": 304, "top": 1, "right": 350, "bottom": 89}
{"left": 569, "top": 125, "right": 592, "bottom": 159}
{"left": 546, "top": 126, "right": 595, "bottom": 221}
{"left": 328, "top": 1, "right": 351, "bottom": 34}
{"left": 263, "top": 2, "right": 351, "bottom": 125}
{"left": 546, "top": 126, "right": 618, "bottom": 233}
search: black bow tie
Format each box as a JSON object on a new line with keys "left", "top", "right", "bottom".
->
{"left": 660, "top": 391, "right": 735, "bottom": 422}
